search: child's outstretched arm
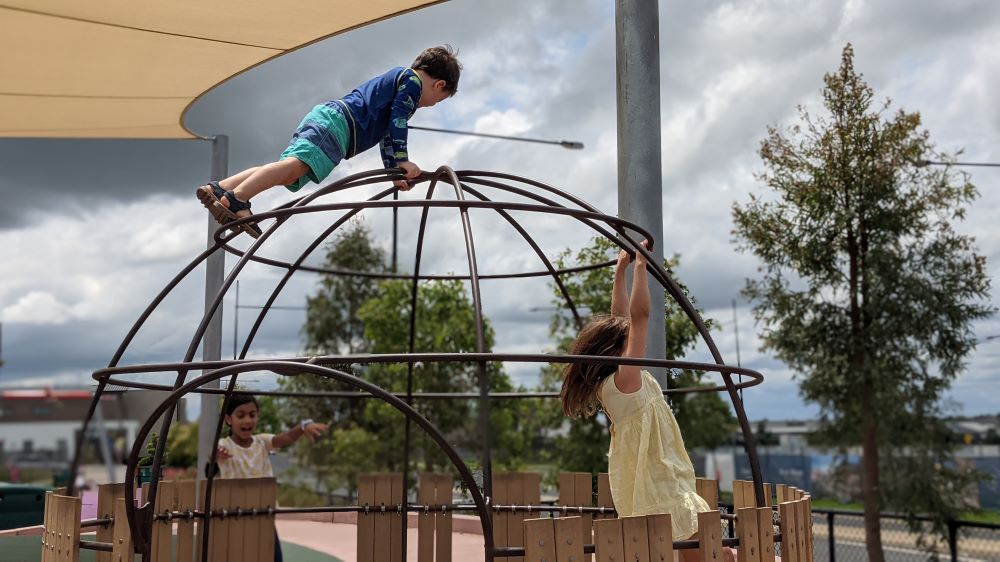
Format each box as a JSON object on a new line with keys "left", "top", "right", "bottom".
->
{"left": 271, "top": 420, "right": 329, "bottom": 448}
{"left": 614, "top": 241, "right": 650, "bottom": 393}
{"left": 611, "top": 248, "right": 630, "bottom": 317}
{"left": 382, "top": 70, "right": 424, "bottom": 190}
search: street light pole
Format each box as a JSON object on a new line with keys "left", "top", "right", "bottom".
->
{"left": 408, "top": 125, "right": 584, "bottom": 149}
{"left": 916, "top": 159, "right": 1000, "bottom": 168}
{"left": 394, "top": 125, "right": 586, "bottom": 269}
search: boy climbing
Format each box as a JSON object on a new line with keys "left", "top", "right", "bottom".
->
{"left": 197, "top": 45, "right": 462, "bottom": 237}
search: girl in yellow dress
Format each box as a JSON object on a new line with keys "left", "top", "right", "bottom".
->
{"left": 560, "top": 242, "right": 727, "bottom": 562}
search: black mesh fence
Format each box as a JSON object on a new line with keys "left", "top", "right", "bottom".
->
{"left": 809, "top": 508, "right": 1000, "bottom": 562}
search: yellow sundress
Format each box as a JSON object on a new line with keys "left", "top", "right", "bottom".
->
{"left": 599, "top": 370, "right": 710, "bottom": 539}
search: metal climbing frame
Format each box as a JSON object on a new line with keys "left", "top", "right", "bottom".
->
{"left": 66, "top": 167, "right": 771, "bottom": 561}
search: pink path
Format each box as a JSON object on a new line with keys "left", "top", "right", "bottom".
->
{"left": 276, "top": 518, "right": 486, "bottom": 562}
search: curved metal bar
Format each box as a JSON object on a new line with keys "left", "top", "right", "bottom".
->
{"left": 459, "top": 183, "right": 582, "bottom": 329}
{"left": 237, "top": 185, "right": 398, "bottom": 360}
{"left": 93, "top": 353, "right": 765, "bottom": 381}
{"left": 197, "top": 373, "right": 241, "bottom": 562}
{"left": 68, "top": 231, "right": 240, "bottom": 492}
{"left": 121, "top": 362, "right": 493, "bottom": 560}
{"left": 437, "top": 167, "right": 494, "bottom": 535}
{"left": 399, "top": 169, "right": 444, "bottom": 558}
{"left": 90, "top": 378, "right": 762, "bottom": 398}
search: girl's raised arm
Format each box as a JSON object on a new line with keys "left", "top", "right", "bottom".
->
{"left": 614, "top": 242, "right": 650, "bottom": 393}
{"left": 611, "top": 249, "right": 630, "bottom": 317}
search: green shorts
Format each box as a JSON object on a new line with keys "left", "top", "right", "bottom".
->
{"left": 279, "top": 103, "right": 351, "bottom": 192}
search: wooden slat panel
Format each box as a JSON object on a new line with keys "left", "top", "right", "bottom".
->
{"left": 208, "top": 480, "right": 230, "bottom": 562}
{"left": 434, "top": 474, "right": 453, "bottom": 562}
{"left": 557, "top": 472, "right": 576, "bottom": 514}
{"left": 95, "top": 483, "right": 125, "bottom": 562}
{"left": 622, "top": 516, "right": 650, "bottom": 562}
{"left": 777, "top": 502, "right": 799, "bottom": 562}
{"left": 50, "top": 493, "right": 81, "bottom": 562}
{"left": 194, "top": 480, "right": 207, "bottom": 562}
{"left": 573, "top": 472, "right": 593, "bottom": 562}
{"left": 258, "top": 478, "right": 277, "bottom": 562}
{"left": 646, "top": 514, "right": 673, "bottom": 562}
{"left": 735, "top": 507, "right": 760, "bottom": 562}
{"left": 225, "top": 480, "right": 247, "bottom": 562}
{"left": 508, "top": 474, "right": 526, "bottom": 562}
{"left": 775, "top": 485, "right": 788, "bottom": 504}
{"left": 389, "top": 473, "right": 404, "bottom": 562}
{"left": 152, "top": 480, "right": 176, "bottom": 562}
{"left": 238, "top": 479, "right": 262, "bottom": 562}
{"left": 417, "top": 474, "right": 435, "bottom": 562}
{"left": 756, "top": 507, "right": 775, "bottom": 562}
{"left": 357, "top": 474, "right": 377, "bottom": 562}
{"left": 794, "top": 501, "right": 808, "bottom": 562}
{"left": 554, "top": 516, "right": 585, "bottom": 562}
{"left": 41, "top": 492, "right": 49, "bottom": 562}
{"left": 763, "top": 484, "right": 772, "bottom": 508}
{"left": 492, "top": 473, "right": 509, "bottom": 551}
{"left": 804, "top": 497, "right": 814, "bottom": 562}
{"left": 43, "top": 491, "right": 53, "bottom": 562}
{"left": 523, "top": 517, "right": 555, "bottom": 562}
{"left": 597, "top": 473, "right": 613, "bottom": 519}
{"left": 372, "top": 474, "right": 394, "bottom": 562}
{"left": 175, "top": 480, "right": 197, "bottom": 562}
{"left": 111, "top": 497, "right": 134, "bottom": 562}
{"left": 732, "top": 480, "right": 745, "bottom": 510}
{"left": 696, "top": 510, "right": 722, "bottom": 562}
{"left": 695, "top": 479, "right": 718, "bottom": 510}
{"left": 593, "top": 518, "right": 623, "bottom": 562}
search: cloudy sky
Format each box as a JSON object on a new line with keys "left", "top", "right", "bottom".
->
{"left": 1, "top": 0, "right": 998, "bottom": 423}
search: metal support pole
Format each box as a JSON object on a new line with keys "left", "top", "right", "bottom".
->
{"left": 197, "top": 135, "right": 228, "bottom": 480}
{"left": 92, "top": 399, "right": 117, "bottom": 484}
{"left": 947, "top": 519, "right": 958, "bottom": 562}
{"left": 615, "top": 0, "right": 666, "bottom": 386}
{"left": 827, "top": 512, "right": 836, "bottom": 562}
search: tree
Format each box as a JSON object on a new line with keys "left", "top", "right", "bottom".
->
{"left": 284, "top": 222, "right": 531, "bottom": 498}
{"left": 357, "top": 278, "right": 532, "bottom": 473}
{"left": 541, "top": 236, "right": 735, "bottom": 475}
{"left": 732, "top": 44, "right": 992, "bottom": 560}
{"left": 278, "top": 218, "right": 389, "bottom": 500}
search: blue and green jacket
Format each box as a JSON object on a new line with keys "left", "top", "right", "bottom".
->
{"left": 334, "top": 66, "right": 422, "bottom": 168}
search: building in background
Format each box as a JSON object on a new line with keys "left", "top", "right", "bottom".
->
{"left": 0, "top": 387, "right": 185, "bottom": 480}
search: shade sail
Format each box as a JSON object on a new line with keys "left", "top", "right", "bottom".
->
{"left": 0, "top": 1, "right": 442, "bottom": 138}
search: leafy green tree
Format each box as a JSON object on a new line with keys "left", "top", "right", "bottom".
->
{"left": 284, "top": 221, "right": 530, "bottom": 498}
{"left": 357, "top": 278, "right": 531, "bottom": 473}
{"left": 541, "top": 236, "right": 735, "bottom": 475}
{"left": 278, "top": 218, "right": 389, "bottom": 499}
{"left": 732, "top": 44, "right": 992, "bottom": 560}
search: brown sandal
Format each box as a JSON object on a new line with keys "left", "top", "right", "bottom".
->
{"left": 196, "top": 182, "right": 262, "bottom": 238}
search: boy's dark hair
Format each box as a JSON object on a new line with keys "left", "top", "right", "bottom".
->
{"left": 560, "top": 315, "right": 630, "bottom": 418}
{"left": 224, "top": 393, "right": 259, "bottom": 416}
{"left": 412, "top": 45, "right": 462, "bottom": 95}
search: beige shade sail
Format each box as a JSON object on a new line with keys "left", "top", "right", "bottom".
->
{"left": 0, "top": 1, "right": 442, "bottom": 138}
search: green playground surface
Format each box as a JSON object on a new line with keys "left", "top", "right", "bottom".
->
{"left": 0, "top": 535, "right": 343, "bottom": 562}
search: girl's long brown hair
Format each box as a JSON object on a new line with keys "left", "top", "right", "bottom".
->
{"left": 560, "top": 315, "right": 630, "bottom": 418}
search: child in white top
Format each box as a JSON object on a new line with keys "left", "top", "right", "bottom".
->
{"left": 215, "top": 394, "right": 328, "bottom": 562}
{"left": 216, "top": 394, "right": 328, "bottom": 477}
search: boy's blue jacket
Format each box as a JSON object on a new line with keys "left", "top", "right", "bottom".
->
{"left": 334, "top": 66, "right": 422, "bottom": 168}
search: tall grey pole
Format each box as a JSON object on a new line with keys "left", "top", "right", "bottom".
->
{"left": 616, "top": 0, "right": 667, "bottom": 386}
{"left": 197, "top": 135, "right": 228, "bottom": 479}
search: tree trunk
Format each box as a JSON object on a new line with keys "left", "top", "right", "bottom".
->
{"left": 860, "top": 386, "right": 884, "bottom": 562}
{"left": 849, "top": 220, "right": 884, "bottom": 562}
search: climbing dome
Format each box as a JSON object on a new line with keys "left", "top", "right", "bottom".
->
{"left": 54, "top": 167, "right": 813, "bottom": 562}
